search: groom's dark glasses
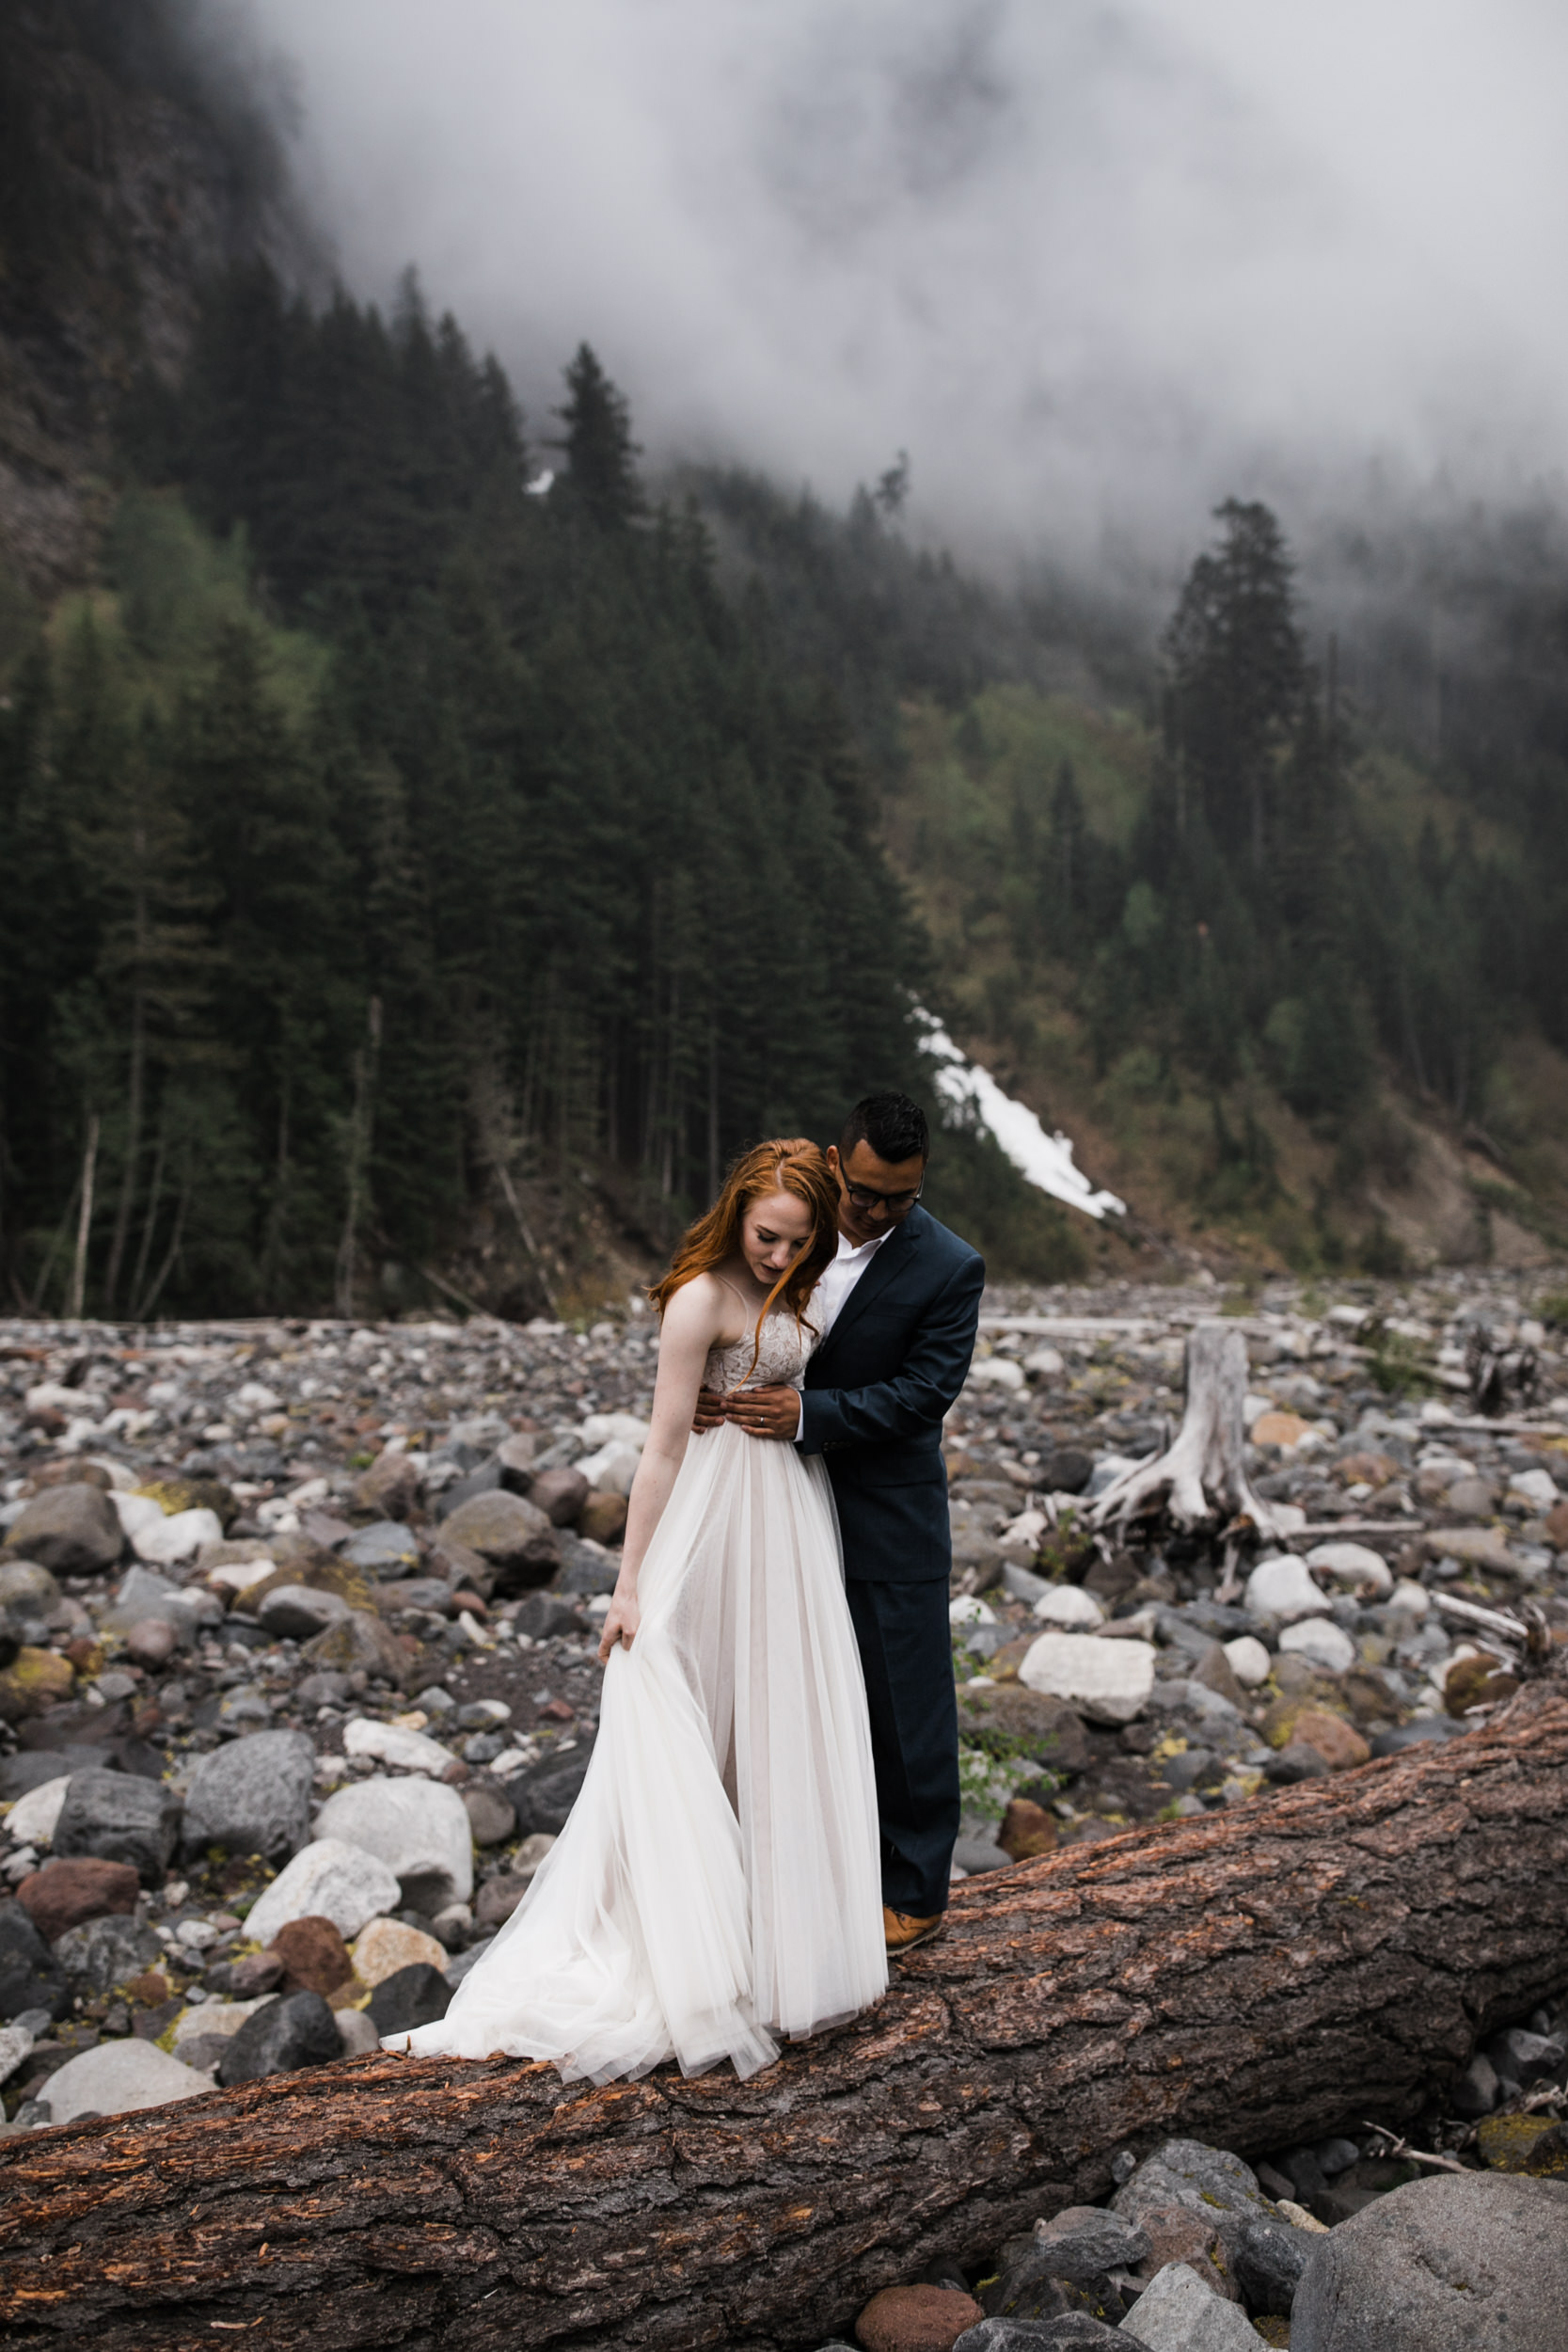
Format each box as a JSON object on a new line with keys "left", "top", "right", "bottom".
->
{"left": 843, "top": 1179, "right": 924, "bottom": 1216}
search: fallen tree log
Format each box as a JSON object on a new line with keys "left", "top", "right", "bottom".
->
{"left": 3, "top": 1682, "right": 1567, "bottom": 2352}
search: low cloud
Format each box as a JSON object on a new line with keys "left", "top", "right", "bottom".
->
{"left": 245, "top": 0, "right": 1568, "bottom": 573}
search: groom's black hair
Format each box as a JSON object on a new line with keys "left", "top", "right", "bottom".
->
{"left": 840, "top": 1090, "right": 929, "bottom": 1165}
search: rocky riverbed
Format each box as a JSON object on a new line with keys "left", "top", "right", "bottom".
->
{"left": 1, "top": 1269, "right": 1567, "bottom": 2345}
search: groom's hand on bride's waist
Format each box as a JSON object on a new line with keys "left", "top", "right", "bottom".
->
{"left": 721, "top": 1386, "right": 800, "bottom": 1441}
{"left": 691, "top": 1386, "right": 728, "bottom": 1434}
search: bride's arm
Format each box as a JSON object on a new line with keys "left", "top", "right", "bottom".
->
{"left": 597, "top": 1277, "right": 728, "bottom": 1661}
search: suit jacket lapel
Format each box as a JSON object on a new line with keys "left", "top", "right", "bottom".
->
{"left": 810, "top": 1208, "right": 923, "bottom": 1373}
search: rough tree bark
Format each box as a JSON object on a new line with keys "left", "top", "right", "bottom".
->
{"left": 1091, "top": 1320, "right": 1299, "bottom": 1543}
{"left": 3, "top": 1685, "right": 1566, "bottom": 2352}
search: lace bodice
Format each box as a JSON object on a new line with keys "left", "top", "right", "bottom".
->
{"left": 703, "top": 1304, "right": 816, "bottom": 1397}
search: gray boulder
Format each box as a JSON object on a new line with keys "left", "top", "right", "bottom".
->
{"left": 0, "top": 1749, "right": 100, "bottom": 1800}
{"left": 1233, "top": 2214, "right": 1318, "bottom": 2315}
{"left": 44, "top": 2037, "right": 211, "bottom": 2124}
{"left": 182, "top": 1728, "right": 316, "bottom": 1863}
{"left": 1036, "top": 2210, "right": 1152, "bottom": 2284}
{"left": 440, "top": 1490, "right": 553, "bottom": 1583}
{"left": 1112, "top": 2138, "right": 1278, "bottom": 2260}
{"left": 53, "top": 1768, "right": 182, "bottom": 1884}
{"left": 552, "top": 1538, "right": 617, "bottom": 1597}
{"left": 103, "top": 1563, "right": 221, "bottom": 1642}
{"left": 314, "top": 1775, "right": 473, "bottom": 1912}
{"left": 342, "top": 1521, "right": 420, "bottom": 1579}
{"left": 1117, "top": 2262, "right": 1260, "bottom": 2346}
{"left": 4, "top": 1486, "right": 121, "bottom": 1581}
{"left": 0, "top": 1562, "right": 62, "bottom": 1633}
{"left": 368, "top": 1961, "right": 451, "bottom": 2037}
{"left": 958, "top": 2323, "right": 1127, "bottom": 2349}
{"left": 1291, "top": 2172, "right": 1568, "bottom": 2350}
{"left": 3, "top": 1485, "right": 122, "bottom": 1576}
{"left": 256, "top": 1584, "right": 351, "bottom": 1640}
{"left": 216, "top": 1989, "right": 341, "bottom": 2084}
{"left": 53, "top": 1913, "right": 163, "bottom": 1994}
{"left": 0, "top": 1897, "right": 70, "bottom": 2021}
{"left": 504, "top": 1747, "right": 594, "bottom": 1836}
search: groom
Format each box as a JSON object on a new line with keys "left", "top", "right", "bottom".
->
{"left": 707, "top": 1091, "right": 984, "bottom": 1954}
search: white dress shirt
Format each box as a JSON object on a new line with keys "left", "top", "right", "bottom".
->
{"left": 795, "top": 1226, "right": 895, "bottom": 1437}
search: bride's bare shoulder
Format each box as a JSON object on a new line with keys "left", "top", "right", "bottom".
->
{"left": 657, "top": 1270, "right": 742, "bottom": 1347}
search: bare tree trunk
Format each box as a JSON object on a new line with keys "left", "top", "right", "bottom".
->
{"left": 335, "top": 997, "right": 382, "bottom": 1321}
{"left": 65, "top": 1113, "right": 98, "bottom": 1321}
{"left": 126, "top": 1107, "right": 166, "bottom": 1326}
{"left": 132, "top": 1152, "right": 193, "bottom": 1323}
{"left": 1091, "top": 1320, "right": 1298, "bottom": 1543}
{"left": 103, "top": 891, "right": 148, "bottom": 1313}
{"left": 3, "top": 1686, "right": 1565, "bottom": 2351}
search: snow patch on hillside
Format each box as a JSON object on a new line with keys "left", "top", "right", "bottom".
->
{"left": 923, "top": 1021, "right": 1126, "bottom": 1222}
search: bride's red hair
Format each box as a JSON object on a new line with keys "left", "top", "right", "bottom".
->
{"left": 648, "top": 1138, "right": 838, "bottom": 1371}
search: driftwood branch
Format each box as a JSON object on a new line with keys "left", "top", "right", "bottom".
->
{"left": 1091, "top": 1321, "right": 1298, "bottom": 1544}
{"left": 3, "top": 1684, "right": 1567, "bottom": 2350}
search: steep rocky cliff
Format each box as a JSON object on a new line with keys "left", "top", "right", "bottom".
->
{"left": 0, "top": 0, "right": 303, "bottom": 597}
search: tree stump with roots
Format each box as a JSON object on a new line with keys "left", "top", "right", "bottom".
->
{"left": 1090, "top": 1320, "right": 1299, "bottom": 1549}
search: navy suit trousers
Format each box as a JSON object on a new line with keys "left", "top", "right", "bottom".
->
{"left": 845, "top": 1576, "right": 960, "bottom": 1918}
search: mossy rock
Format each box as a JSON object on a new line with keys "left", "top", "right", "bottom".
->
{"left": 0, "top": 1645, "right": 74, "bottom": 1724}
{"left": 135, "top": 1476, "right": 237, "bottom": 1527}
{"left": 1478, "top": 2114, "right": 1568, "bottom": 2176}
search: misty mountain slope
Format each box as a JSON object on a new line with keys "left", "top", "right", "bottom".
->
{"left": 0, "top": 0, "right": 304, "bottom": 607}
{"left": 884, "top": 675, "right": 1568, "bottom": 1274}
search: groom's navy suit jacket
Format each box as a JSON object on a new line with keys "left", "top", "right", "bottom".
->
{"left": 798, "top": 1206, "right": 984, "bottom": 1582}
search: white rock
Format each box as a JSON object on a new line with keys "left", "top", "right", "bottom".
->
{"left": 314, "top": 1776, "right": 474, "bottom": 1911}
{"left": 5, "top": 1774, "right": 71, "bottom": 1846}
{"left": 1388, "top": 1579, "right": 1430, "bottom": 1617}
{"left": 44, "top": 2039, "right": 212, "bottom": 2125}
{"left": 949, "top": 1596, "right": 997, "bottom": 1627}
{"left": 999, "top": 1506, "right": 1048, "bottom": 1552}
{"left": 242, "top": 1836, "right": 402, "bottom": 1947}
{"left": 109, "top": 1491, "right": 166, "bottom": 1542}
{"left": 1307, "top": 1541, "right": 1393, "bottom": 1597}
{"left": 1243, "top": 1393, "right": 1274, "bottom": 1428}
{"left": 1223, "top": 1636, "right": 1273, "bottom": 1689}
{"left": 229, "top": 1382, "right": 283, "bottom": 1417}
{"left": 204, "top": 1552, "right": 277, "bottom": 1597}
{"left": 1032, "top": 1583, "right": 1105, "bottom": 1629}
{"left": 0, "top": 2023, "right": 34, "bottom": 2087}
{"left": 1022, "top": 1346, "right": 1064, "bottom": 1376}
{"left": 1020, "top": 1631, "right": 1155, "bottom": 1724}
{"left": 342, "top": 1716, "right": 455, "bottom": 1775}
{"left": 336, "top": 2008, "right": 381, "bottom": 2056}
{"left": 1117, "top": 2258, "right": 1260, "bottom": 2347}
{"left": 967, "top": 1356, "right": 1025, "bottom": 1391}
{"left": 577, "top": 1440, "right": 641, "bottom": 1496}
{"left": 1511, "top": 1467, "right": 1559, "bottom": 1510}
{"left": 1244, "top": 1554, "right": 1331, "bottom": 1622}
{"left": 578, "top": 1411, "right": 650, "bottom": 1450}
{"left": 171, "top": 1996, "right": 277, "bottom": 2050}
{"left": 1278, "top": 1617, "right": 1358, "bottom": 1675}
{"left": 133, "top": 1506, "right": 225, "bottom": 1565}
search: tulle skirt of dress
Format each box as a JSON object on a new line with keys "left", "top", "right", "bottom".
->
{"left": 392, "top": 1421, "right": 888, "bottom": 2085}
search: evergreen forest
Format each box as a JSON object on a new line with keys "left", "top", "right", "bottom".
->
{"left": 6, "top": 245, "right": 1568, "bottom": 1312}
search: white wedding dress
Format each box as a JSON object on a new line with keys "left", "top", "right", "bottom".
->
{"left": 392, "top": 1305, "right": 888, "bottom": 2084}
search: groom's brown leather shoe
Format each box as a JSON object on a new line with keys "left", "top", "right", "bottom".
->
{"left": 884, "top": 1906, "right": 943, "bottom": 1955}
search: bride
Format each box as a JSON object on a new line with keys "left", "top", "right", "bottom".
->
{"left": 392, "top": 1137, "right": 888, "bottom": 2084}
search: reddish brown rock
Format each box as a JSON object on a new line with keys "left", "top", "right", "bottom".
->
{"left": 124, "top": 1618, "right": 177, "bottom": 1669}
{"left": 529, "top": 1468, "right": 591, "bottom": 1527}
{"left": 354, "top": 1447, "right": 420, "bottom": 1523}
{"left": 1546, "top": 1499, "right": 1568, "bottom": 1549}
{"left": 18, "top": 1855, "right": 140, "bottom": 1942}
{"left": 125, "top": 1969, "right": 171, "bottom": 2008}
{"left": 1291, "top": 1708, "right": 1372, "bottom": 1772}
{"left": 1132, "top": 2202, "right": 1238, "bottom": 2299}
{"left": 578, "top": 1491, "right": 629, "bottom": 1545}
{"left": 272, "top": 1915, "right": 355, "bottom": 1998}
{"left": 855, "top": 2283, "right": 982, "bottom": 2351}
{"left": 1338, "top": 1452, "right": 1400, "bottom": 1488}
{"left": 998, "top": 1798, "right": 1057, "bottom": 1862}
